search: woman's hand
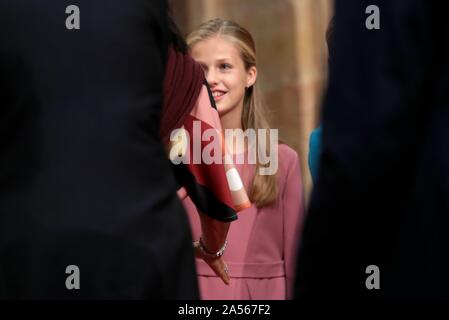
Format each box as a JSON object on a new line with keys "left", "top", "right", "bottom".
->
{"left": 193, "top": 241, "right": 230, "bottom": 285}
{"left": 195, "top": 211, "right": 231, "bottom": 285}
{"left": 176, "top": 187, "right": 188, "bottom": 200}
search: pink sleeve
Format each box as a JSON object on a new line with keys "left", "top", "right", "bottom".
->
{"left": 282, "top": 151, "right": 305, "bottom": 299}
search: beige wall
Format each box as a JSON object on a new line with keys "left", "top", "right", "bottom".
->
{"left": 172, "top": 0, "right": 333, "bottom": 206}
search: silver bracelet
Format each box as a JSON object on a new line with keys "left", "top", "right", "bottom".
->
{"left": 194, "top": 237, "right": 228, "bottom": 259}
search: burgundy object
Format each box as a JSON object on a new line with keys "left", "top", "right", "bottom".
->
{"left": 160, "top": 46, "right": 204, "bottom": 143}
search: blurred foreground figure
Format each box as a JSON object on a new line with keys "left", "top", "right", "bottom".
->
{"left": 296, "top": 0, "right": 449, "bottom": 299}
{"left": 0, "top": 0, "right": 198, "bottom": 299}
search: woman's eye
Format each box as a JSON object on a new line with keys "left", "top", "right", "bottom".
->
{"left": 220, "top": 63, "right": 231, "bottom": 70}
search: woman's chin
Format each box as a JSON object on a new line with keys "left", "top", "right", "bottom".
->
{"left": 217, "top": 108, "right": 230, "bottom": 118}
{"left": 217, "top": 104, "right": 243, "bottom": 120}
{"left": 216, "top": 105, "right": 227, "bottom": 116}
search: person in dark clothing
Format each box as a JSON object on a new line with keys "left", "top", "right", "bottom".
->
{"left": 0, "top": 0, "right": 198, "bottom": 299}
{"left": 295, "top": 0, "right": 449, "bottom": 299}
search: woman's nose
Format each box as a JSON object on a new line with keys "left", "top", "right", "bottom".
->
{"left": 206, "top": 69, "right": 218, "bottom": 86}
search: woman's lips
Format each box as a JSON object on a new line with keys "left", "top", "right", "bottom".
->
{"left": 212, "top": 91, "right": 226, "bottom": 102}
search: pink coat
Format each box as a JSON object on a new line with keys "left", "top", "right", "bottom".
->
{"left": 182, "top": 144, "right": 305, "bottom": 300}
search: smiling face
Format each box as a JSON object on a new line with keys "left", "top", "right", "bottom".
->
{"left": 190, "top": 36, "right": 257, "bottom": 127}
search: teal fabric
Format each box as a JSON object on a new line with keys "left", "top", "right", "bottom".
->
{"left": 308, "top": 126, "right": 322, "bottom": 183}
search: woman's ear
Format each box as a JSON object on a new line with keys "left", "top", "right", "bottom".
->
{"left": 246, "top": 66, "right": 257, "bottom": 88}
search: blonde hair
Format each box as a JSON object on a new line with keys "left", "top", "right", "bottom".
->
{"left": 187, "top": 18, "right": 278, "bottom": 207}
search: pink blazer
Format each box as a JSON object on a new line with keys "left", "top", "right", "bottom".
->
{"left": 182, "top": 144, "right": 305, "bottom": 300}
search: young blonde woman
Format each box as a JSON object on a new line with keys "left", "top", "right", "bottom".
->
{"left": 184, "top": 18, "right": 305, "bottom": 300}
